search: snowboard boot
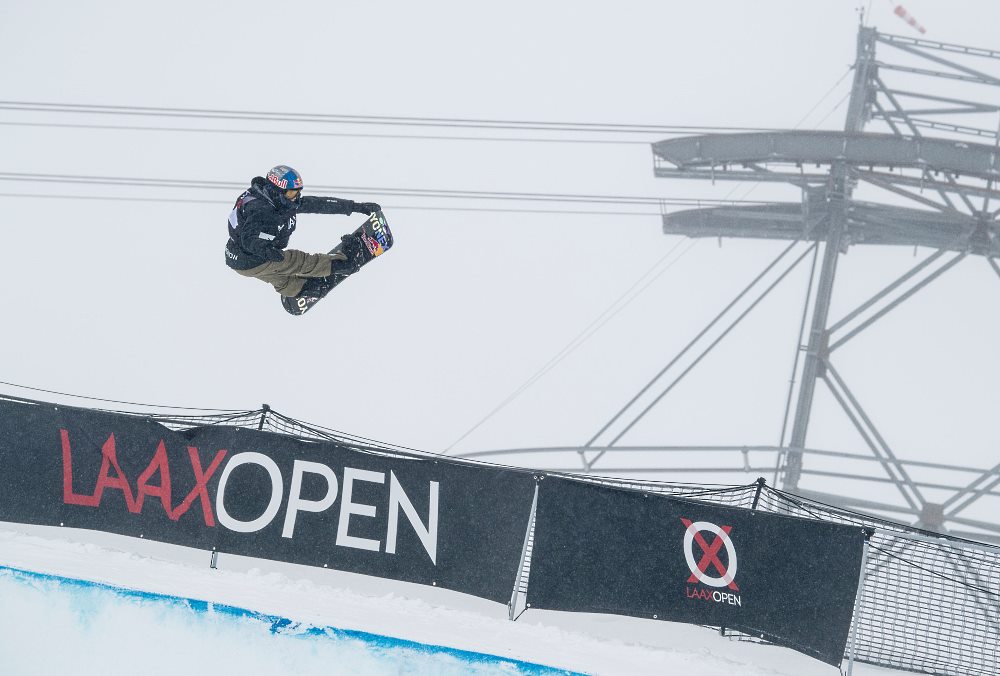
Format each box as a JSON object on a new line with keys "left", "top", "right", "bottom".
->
{"left": 297, "top": 276, "right": 332, "bottom": 298}
{"left": 332, "top": 234, "right": 365, "bottom": 274}
{"left": 328, "top": 257, "right": 357, "bottom": 277}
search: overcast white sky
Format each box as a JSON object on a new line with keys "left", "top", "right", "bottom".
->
{"left": 1, "top": 1, "right": 998, "bottom": 525}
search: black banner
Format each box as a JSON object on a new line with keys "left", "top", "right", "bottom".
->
{"left": 0, "top": 399, "right": 536, "bottom": 603}
{"left": 526, "top": 477, "right": 864, "bottom": 666}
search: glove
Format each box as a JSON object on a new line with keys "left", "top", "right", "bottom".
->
{"left": 353, "top": 202, "right": 381, "bottom": 215}
{"left": 329, "top": 251, "right": 348, "bottom": 262}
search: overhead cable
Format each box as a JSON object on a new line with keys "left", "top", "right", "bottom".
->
{"left": 0, "top": 380, "right": 244, "bottom": 412}
{"left": 0, "top": 120, "right": 651, "bottom": 145}
{"left": 443, "top": 237, "right": 700, "bottom": 453}
{"left": 0, "top": 171, "right": 775, "bottom": 208}
{"left": 0, "top": 99, "right": 775, "bottom": 135}
{"left": 0, "top": 192, "right": 669, "bottom": 217}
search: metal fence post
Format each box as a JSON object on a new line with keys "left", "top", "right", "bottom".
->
{"left": 508, "top": 479, "right": 540, "bottom": 621}
{"left": 717, "top": 478, "right": 768, "bottom": 639}
{"left": 846, "top": 527, "right": 875, "bottom": 676}
{"left": 751, "top": 477, "right": 766, "bottom": 511}
{"left": 257, "top": 404, "right": 270, "bottom": 431}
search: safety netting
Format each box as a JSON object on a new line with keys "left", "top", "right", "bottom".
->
{"left": 4, "top": 394, "right": 995, "bottom": 675}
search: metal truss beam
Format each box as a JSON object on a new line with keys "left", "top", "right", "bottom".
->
{"left": 655, "top": 165, "right": 999, "bottom": 209}
{"left": 873, "top": 115, "right": 999, "bottom": 140}
{"left": 653, "top": 166, "right": 828, "bottom": 183}
{"left": 792, "top": 487, "right": 920, "bottom": 519}
{"left": 855, "top": 170, "right": 995, "bottom": 213}
{"left": 661, "top": 201, "right": 990, "bottom": 253}
{"left": 827, "top": 252, "right": 966, "bottom": 352}
{"left": 882, "top": 39, "right": 1000, "bottom": 86}
{"left": 653, "top": 131, "right": 1000, "bottom": 182}
{"left": 875, "top": 62, "right": 1000, "bottom": 86}
{"left": 943, "top": 462, "right": 1000, "bottom": 517}
{"left": 885, "top": 89, "right": 1000, "bottom": 113}
{"left": 583, "top": 243, "right": 815, "bottom": 468}
{"left": 455, "top": 445, "right": 1000, "bottom": 477}
{"left": 947, "top": 514, "right": 1000, "bottom": 535}
{"left": 780, "top": 27, "right": 878, "bottom": 491}
{"left": 821, "top": 363, "right": 924, "bottom": 510}
{"left": 783, "top": 201, "right": 846, "bottom": 488}
{"left": 580, "top": 241, "right": 802, "bottom": 458}
{"left": 876, "top": 32, "right": 1000, "bottom": 61}
{"left": 828, "top": 250, "right": 946, "bottom": 333}
{"left": 875, "top": 76, "right": 923, "bottom": 138}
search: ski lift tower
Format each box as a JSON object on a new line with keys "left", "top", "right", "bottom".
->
{"left": 650, "top": 26, "right": 1000, "bottom": 533}
{"left": 456, "top": 25, "right": 1000, "bottom": 542}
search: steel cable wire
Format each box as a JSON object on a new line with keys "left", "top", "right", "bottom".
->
{"left": 0, "top": 99, "right": 774, "bottom": 135}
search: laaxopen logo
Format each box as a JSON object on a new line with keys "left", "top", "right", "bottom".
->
{"left": 681, "top": 517, "right": 743, "bottom": 607}
{"left": 59, "top": 429, "right": 441, "bottom": 564}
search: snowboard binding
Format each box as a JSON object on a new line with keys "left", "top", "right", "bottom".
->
{"left": 281, "top": 210, "right": 394, "bottom": 316}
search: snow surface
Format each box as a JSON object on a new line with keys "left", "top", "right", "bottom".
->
{"left": 0, "top": 524, "right": 897, "bottom": 676}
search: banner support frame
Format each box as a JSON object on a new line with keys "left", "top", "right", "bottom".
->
{"left": 508, "top": 479, "right": 540, "bottom": 621}
{"left": 846, "top": 527, "right": 875, "bottom": 675}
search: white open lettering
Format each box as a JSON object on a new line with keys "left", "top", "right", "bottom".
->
{"left": 336, "top": 467, "right": 385, "bottom": 552}
{"left": 216, "top": 452, "right": 283, "bottom": 533}
{"left": 281, "top": 460, "right": 339, "bottom": 538}
{"left": 385, "top": 471, "right": 439, "bottom": 564}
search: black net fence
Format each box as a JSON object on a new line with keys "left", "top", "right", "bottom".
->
{"left": 575, "top": 476, "right": 1000, "bottom": 674}
{"left": 4, "top": 394, "right": 997, "bottom": 675}
{"left": 756, "top": 486, "right": 1000, "bottom": 675}
{"left": 492, "top": 475, "right": 1000, "bottom": 674}
{"left": 0, "top": 395, "right": 432, "bottom": 459}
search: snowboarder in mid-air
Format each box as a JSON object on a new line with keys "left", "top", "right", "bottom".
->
{"left": 225, "top": 165, "right": 381, "bottom": 299}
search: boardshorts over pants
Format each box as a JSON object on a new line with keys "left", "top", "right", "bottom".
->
{"left": 236, "top": 249, "right": 335, "bottom": 297}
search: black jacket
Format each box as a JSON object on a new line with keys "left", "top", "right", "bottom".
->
{"left": 225, "top": 176, "right": 359, "bottom": 270}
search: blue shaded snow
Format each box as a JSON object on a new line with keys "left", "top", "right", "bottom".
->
{"left": 0, "top": 565, "right": 581, "bottom": 676}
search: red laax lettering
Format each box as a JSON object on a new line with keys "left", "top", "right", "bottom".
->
{"left": 60, "top": 429, "right": 227, "bottom": 526}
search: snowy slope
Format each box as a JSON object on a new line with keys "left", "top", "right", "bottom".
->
{"left": 0, "top": 524, "right": 896, "bottom": 676}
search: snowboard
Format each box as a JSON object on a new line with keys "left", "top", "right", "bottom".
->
{"left": 281, "top": 209, "right": 394, "bottom": 316}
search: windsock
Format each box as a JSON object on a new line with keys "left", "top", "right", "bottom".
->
{"left": 893, "top": 4, "right": 927, "bottom": 34}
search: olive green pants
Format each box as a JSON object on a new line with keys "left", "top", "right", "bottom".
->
{"left": 236, "top": 249, "right": 336, "bottom": 297}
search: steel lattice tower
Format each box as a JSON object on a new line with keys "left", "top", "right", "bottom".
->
{"left": 459, "top": 25, "right": 1000, "bottom": 542}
